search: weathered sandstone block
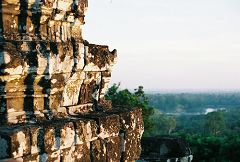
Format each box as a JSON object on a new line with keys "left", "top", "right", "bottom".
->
{"left": 67, "top": 103, "right": 93, "bottom": 115}
{"left": 124, "top": 130, "right": 142, "bottom": 161}
{"left": 59, "top": 122, "right": 75, "bottom": 149}
{"left": 0, "top": 126, "right": 30, "bottom": 159}
{"left": 106, "top": 136, "right": 122, "bottom": 162}
{"left": 119, "top": 108, "right": 144, "bottom": 133}
{"left": 73, "top": 119, "right": 98, "bottom": 144}
{"left": 44, "top": 125, "right": 59, "bottom": 153}
{"left": 29, "top": 126, "right": 44, "bottom": 155}
{"left": 83, "top": 113, "right": 120, "bottom": 139}
{"left": 91, "top": 138, "right": 107, "bottom": 162}
{"left": 74, "top": 143, "right": 91, "bottom": 162}
{"left": 60, "top": 146, "right": 76, "bottom": 162}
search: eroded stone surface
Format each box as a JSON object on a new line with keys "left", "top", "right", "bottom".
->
{"left": 107, "top": 136, "right": 121, "bottom": 162}
{"left": 0, "top": 42, "right": 117, "bottom": 123}
{"left": 0, "top": 0, "right": 117, "bottom": 123}
{"left": 60, "top": 122, "right": 75, "bottom": 150}
{"left": 60, "top": 147, "right": 76, "bottom": 162}
{"left": 124, "top": 130, "right": 142, "bottom": 161}
{"left": 0, "top": 108, "right": 144, "bottom": 161}
{"left": 0, "top": 0, "right": 144, "bottom": 161}
{"left": 1, "top": 0, "right": 87, "bottom": 41}
{"left": 44, "top": 125, "right": 59, "bottom": 153}
{"left": 98, "top": 114, "right": 120, "bottom": 139}
{"left": 74, "top": 143, "right": 91, "bottom": 162}
{"left": 29, "top": 126, "right": 44, "bottom": 155}
{"left": 91, "top": 138, "right": 107, "bottom": 162}
{"left": 0, "top": 126, "right": 30, "bottom": 159}
{"left": 74, "top": 119, "right": 98, "bottom": 144}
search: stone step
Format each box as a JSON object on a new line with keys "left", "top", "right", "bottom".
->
{"left": 0, "top": 108, "right": 144, "bottom": 162}
{"left": 0, "top": 71, "right": 110, "bottom": 123}
{"left": 0, "top": 41, "right": 83, "bottom": 75}
{"left": 0, "top": 41, "right": 116, "bottom": 75}
{"left": 0, "top": 40, "right": 117, "bottom": 124}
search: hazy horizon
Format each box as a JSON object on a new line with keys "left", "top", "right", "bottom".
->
{"left": 144, "top": 88, "right": 240, "bottom": 94}
{"left": 84, "top": 0, "right": 240, "bottom": 90}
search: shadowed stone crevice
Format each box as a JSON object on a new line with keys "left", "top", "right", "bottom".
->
{"left": 37, "top": 42, "right": 52, "bottom": 120}
{"left": 24, "top": 42, "right": 38, "bottom": 122}
{"left": 18, "top": 0, "right": 28, "bottom": 35}
{"left": 0, "top": 1, "right": 4, "bottom": 40}
{"left": 31, "top": 0, "right": 42, "bottom": 37}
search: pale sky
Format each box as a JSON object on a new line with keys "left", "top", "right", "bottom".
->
{"left": 83, "top": 0, "right": 240, "bottom": 91}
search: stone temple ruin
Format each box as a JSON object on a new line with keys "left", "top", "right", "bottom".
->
{"left": 0, "top": 0, "right": 144, "bottom": 161}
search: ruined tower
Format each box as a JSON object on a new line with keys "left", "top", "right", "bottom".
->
{"left": 0, "top": 0, "right": 144, "bottom": 161}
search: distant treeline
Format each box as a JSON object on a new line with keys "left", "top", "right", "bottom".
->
{"left": 146, "top": 93, "right": 240, "bottom": 113}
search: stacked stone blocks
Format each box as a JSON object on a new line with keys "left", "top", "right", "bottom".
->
{"left": 0, "top": 108, "right": 143, "bottom": 161}
{"left": 0, "top": 0, "right": 117, "bottom": 124}
{"left": 0, "top": 0, "right": 144, "bottom": 161}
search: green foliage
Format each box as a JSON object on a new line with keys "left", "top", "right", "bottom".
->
{"left": 105, "top": 84, "right": 154, "bottom": 135}
{"left": 204, "top": 111, "right": 226, "bottom": 135}
{"left": 150, "top": 110, "right": 176, "bottom": 135}
{"left": 184, "top": 134, "right": 240, "bottom": 162}
{"left": 175, "top": 115, "right": 205, "bottom": 135}
{"left": 224, "top": 109, "right": 240, "bottom": 133}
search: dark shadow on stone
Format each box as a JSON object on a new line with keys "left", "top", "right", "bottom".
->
{"left": 0, "top": 22, "right": 7, "bottom": 124}
{"left": 71, "top": 37, "right": 79, "bottom": 73}
{"left": 0, "top": 1, "right": 4, "bottom": 40}
{"left": 31, "top": 0, "right": 42, "bottom": 37}
{"left": 55, "top": 127, "right": 60, "bottom": 150}
{"left": 38, "top": 42, "right": 52, "bottom": 120}
{"left": 120, "top": 130, "right": 126, "bottom": 162}
{"left": 18, "top": 0, "right": 28, "bottom": 35}
{"left": 21, "top": 0, "right": 36, "bottom": 122}
{"left": 24, "top": 42, "right": 38, "bottom": 122}
{"left": 90, "top": 141, "right": 94, "bottom": 162}
{"left": 37, "top": 128, "right": 44, "bottom": 154}
{"left": 92, "top": 84, "right": 100, "bottom": 111}
{"left": 0, "top": 71, "right": 7, "bottom": 123}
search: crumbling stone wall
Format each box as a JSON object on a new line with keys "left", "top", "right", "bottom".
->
{"left": 0, "top": 0, "right": 144, "bottom": 161}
